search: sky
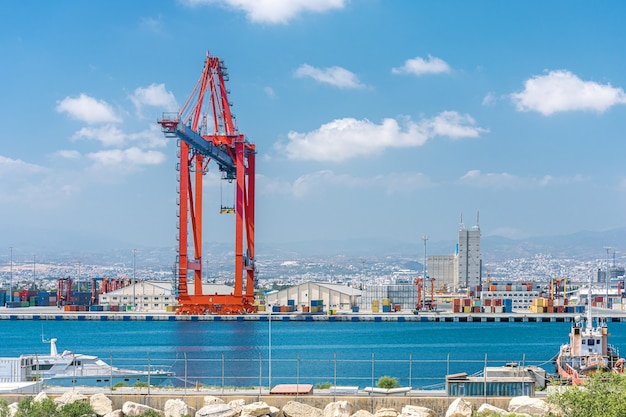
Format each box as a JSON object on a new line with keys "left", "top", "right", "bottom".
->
{"left": 1, "top": 0, "right": 626, "bottom": 256}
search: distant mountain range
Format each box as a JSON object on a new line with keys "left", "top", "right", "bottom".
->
{"left": 3, "top": 225, "right": 624, "bottom": 266}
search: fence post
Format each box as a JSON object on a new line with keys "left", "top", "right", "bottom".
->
{"left": 333, "top": 352, "right": 337, "bottom": 402}
{"left": 184, "top": 352, "right": 187, "bottom": 395}
{"left": 147, "top": 352, "right": 151, "bottom": 396}
{"left": 259, "top": 352, "right": 263, "bottom": 399}
{"left": 409, "top": 352, "right": 412, "bottom": 388}
{"left": 221, "top": 352, "right": 225, "bottom": 394}
{"left": 296, "top": 352, "right": 300, "bottom": 399}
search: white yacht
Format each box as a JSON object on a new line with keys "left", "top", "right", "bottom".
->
{"left": 0, "top": 338, "right": 174, "bottom": 387}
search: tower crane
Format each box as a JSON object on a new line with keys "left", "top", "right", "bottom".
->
{"left": 158, "top": 52, "right": 256, "bottom": 315}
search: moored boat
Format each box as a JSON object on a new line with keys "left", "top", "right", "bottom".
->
{"left": 0, "top": 337, "right": 174, "bottom": 387}
{"left": 555, "top": 306, "right": 624, "bottom": 385}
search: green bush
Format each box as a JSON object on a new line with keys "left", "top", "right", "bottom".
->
{"left": 549, "top": 371, "right": 626, "bottom": 417}
{"left": 15, "top": 398, "right": 59, "bottom": 417}
{"left": 0, "top": 399, "right": 9, "bottom": 417}
{"left": 138, "top": 410, "right": 162, "bottom": 417}
{"left": 60, "top": 401, "right": 96, "bottom": 417}
{"left": 314, "top": 382, "right": 332, "bottom": 389}
{"left": 376, "top": 375, "right": 400, "bottom": 389}
{"left": 133, "top": 381, "right": 150, "bottom": 388}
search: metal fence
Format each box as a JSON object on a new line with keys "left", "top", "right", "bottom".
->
{"left": 90, "top": 352, "right": 552, "bottom": 393}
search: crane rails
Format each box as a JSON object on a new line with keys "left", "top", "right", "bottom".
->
{"left": 158, "top": 52, "right": 256, "bottom": 315}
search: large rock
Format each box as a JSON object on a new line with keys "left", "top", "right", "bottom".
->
{"left": 282, "top": 401, "right": 323, "bottom": 417}
{"left": 242, "top": 402, "right": 271, "bottom": 417}
{"left": 350, "top": 411, "right": 373, "bottom": 417}
{"left": 33, "top": 392, "right": 48, "bottom": 403}
{"left": 508, "top": 396, "right": 551, "bottom": 416}
{"left": 122, "top": 401, "right": 162, "bottom": 416}
{"left": 8, "top": 402, "right": 18, "bottom": 417}
{"left": 374, "top": 408, "right": 398, "bottom": 417}
{"left": 445, "top": 398, "right": 472, "bottom": 417}
{"left": 54, "top": 389, "right": 88, "bottom": 406}
{"left": 203, "top": 396, "right": 226, "bottom": 406}
{"left": 196, "top": 403, "right": 239, "bottom": 417}
{"left": 165, "top": 399, "right": 196, "bottom": 417}
{"left": 324, "top": 401, "right": 353, "bottom": 417}
{"left": 269, "top": 405, "right": 283, "bottom": 417}
{"left": 228, "top": 399, "right": 245, "bottom": 414}
{"left": 399, "top": 405, "right": 437, "bottom": 417}
{"left": 90, "top": 393, "right": 113, "bottom": 416}
{"left": 103, "top": 411, "right": 124, "bottom": 417}
{"left": 477, "top": 403, "right": 509, "bottom": 416}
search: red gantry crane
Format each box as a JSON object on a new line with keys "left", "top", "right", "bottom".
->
{"left": 158, "top": 52, "right": 256, "bottom": 315}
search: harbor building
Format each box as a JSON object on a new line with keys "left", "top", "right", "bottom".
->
{"left": 360, "top": 283, "right": 417, "bottom": 312}
{"left": 458, "top": 214, "right": 482, "bottom": 289}
{"left": 428, "top": 255, "right": 457, "bottom": 292}
{"left": 264, "top": 282, "right": 362, "bottom": 313}
{"left": 98, "top": 281, "right": 235, "bottom": 312}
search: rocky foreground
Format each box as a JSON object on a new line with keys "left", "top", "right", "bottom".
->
{"left": 6, "top": 390, "right": 561, "bottom": 417}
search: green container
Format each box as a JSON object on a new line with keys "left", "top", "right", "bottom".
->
{"left": 21, "top": 301, "right": 30, "bottom": 307}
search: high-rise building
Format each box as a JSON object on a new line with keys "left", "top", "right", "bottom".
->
{"left": 428, "top": 255, "right": 457, "bottom": 291}
{"left": 458, "top": 213, "right": 482, "bottom": 289}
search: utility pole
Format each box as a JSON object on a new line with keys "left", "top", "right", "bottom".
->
{"left": 8, "top": 247, "right": 13, "bottom": 306}
{"left": 133, "top": 249, "right": 137, "bottom": 311}
{"left": 604, "top": 246, "right": 612, "bottom": 308}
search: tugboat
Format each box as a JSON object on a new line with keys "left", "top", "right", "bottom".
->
{"left": 555, "top": 285, "right": 624, "bottom": 385}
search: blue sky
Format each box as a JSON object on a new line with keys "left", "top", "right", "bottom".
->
{"left": 1, "top": 0, "right": 625, "bottom": 254}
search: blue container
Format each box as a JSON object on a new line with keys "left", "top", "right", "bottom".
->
{"left": 352, "top": 305, "right": 359, "bottom": 312}
{"left": 272, "top": 305, "right": 280, "bottom": 312}
{"left": 311, "top": 300, "right": 319, "bottom": 307}
{"left": 382, "top": 305, "right": 391, "bottom": 312}
{"left": 287, "top": 299, "right": 295, "bottom": 306}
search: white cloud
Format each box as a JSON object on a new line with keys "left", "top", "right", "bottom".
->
{"left": 286, "top": 170, "right": 432, "bottom": 198}
{"left": 482, "top": 92, "right": 496, "bottom": 106}
{"left": 0, "top": 155, "right": 46, "bottom": 176}
{"left": 54, "top": 150, "right": 81, "bottom": 160}
{"left": 392, "top": 55, "right": 451, "bottom": 76}
{"left": 180, "top": 0, "right": 347, "bottom": 24}
{"left": 129, "top": 83, "right": 178, "bottom": 116}
{"left": 294, "top": 64, "right": 366, "bottom": 89}
{"left": 459, "top": 170, "right": 586, "bottom": 189}
{"left": 264, "top": 86, "right": 277, "bottom": 98}
{"left": 87, "top": 148, "right": 166, "bottom": 168}
{"left": 511, "top": 70, "right": 626, "bottom": 115}
{"left": 56, "top": 94, "right": 122, "bottom": 124}
{"left": 72, "top": 124, "right": 167, "bottom": 149}
{"left": 277, "top": 111, "right": 488, "bottom": 162}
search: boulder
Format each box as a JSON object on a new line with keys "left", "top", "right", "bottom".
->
{"left": 165, "top": 399, "right": 196, "bottom": 417}
{"left": 477, "top": 403, "right": 509, "bottom": 416}
{"left": 203, "top": 396, "right": 226, "bottom": 406}
{"left": 399, "top": 405, "right": 437, "bottom": 417}
{"left": 282, "top": 401, "right": 323, "bottom": 417}
{"left": 350, "top": 411, "right": 374, "bottom": 417}
{"left": 33, "top": 392, "right": 48, "bottom": 403}
{"left": 242, "top": 402, "right": 271, "bottom": 417}
{"left": 374, "top": 408, "right": 398, "bottom": 417}
{"left": 508, "top": 396, "right": 553, "bottom": 416}
{"left": 269, "top": 405, "right": 283, "bottom": 417}
{"left": 90, "top": 393, "right": 113, "bottom": 416}
{"left": 445, "top": 398, "right": 472, "bottom": 417}
{"left": 228, "top": 399, "right": 245, "bottom": 414}
{"left": 103, "top": 411, "right": 124, "bottom": 417}
{"left": 196, "top": 403, "right": 239, "bottom": 417}
{"left": 8, "top": 402, "right": 18, "bottom": 417}
{"left": 122, "top": 401, "right": 162, "bottom": 416}
{"left": 324, "top": 401, "right": 353, "bottom": 417}
{"left": 54, "top": 389, "right": 88, "bottom": 406}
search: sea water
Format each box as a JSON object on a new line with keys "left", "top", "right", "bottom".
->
{"left": 1, "top": 319, "right": 625, "bottom": 389}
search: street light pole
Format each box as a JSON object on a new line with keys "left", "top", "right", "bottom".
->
{"left": 268, "top": 304, "right": 272, "bottom": 391}
{"left": 422, "top": 236, "right": 429, "bottom": 279}
{"left": 604, "top": 246, "right": 611, "bottom": 308}
{"left": 133, "top": 249, "right": 137, "bottom": 311}
{"left": 8, "top": 247, "right": 13, "bottom": 306}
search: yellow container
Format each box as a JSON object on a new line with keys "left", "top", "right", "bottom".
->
{"left": 257, "top": 305, "right": 266, "bottom": 312}
{"left": 372, "top": 306, "right": 379, "bottom": 313}
{"left": 382, "top": 298, "right": 391, "bottom": 306}
{"left": 463, "top": 306, "right": 471, "bottom": 313}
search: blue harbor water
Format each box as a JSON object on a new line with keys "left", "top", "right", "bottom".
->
{"left": 2, "top": 319, "right": 625, "bottom": 389}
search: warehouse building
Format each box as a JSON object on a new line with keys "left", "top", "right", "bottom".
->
{"left": 264, "top": 282, "right": 362, "bottom": 313}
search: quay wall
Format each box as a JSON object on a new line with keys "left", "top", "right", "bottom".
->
{"left": 1, "top": 306, "right": 626, "bottom": 322}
